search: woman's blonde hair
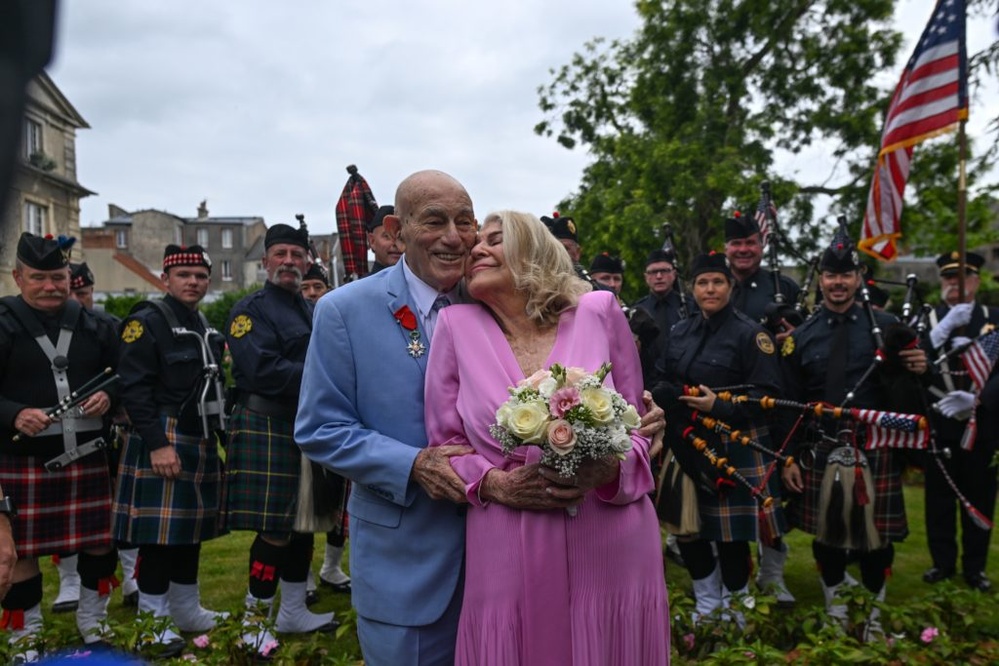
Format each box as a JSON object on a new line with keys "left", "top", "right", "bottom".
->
{"left": 482, "top": 210, "right": 590, "bottom": 325}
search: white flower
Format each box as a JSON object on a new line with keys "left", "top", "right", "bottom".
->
{"left": 496, "top": 401, "right": 515, "bottom": 428}
{"left": 581, "top": 388, "right": 615, "bottom": 424}
{"left": 506, "top": 401, "right": 550, "bottom": 444}
{"left": 537, "top": 376, "right": 558, "bottom": 399}
{"left": 610, "top": 430, "right": 633, "bottom": 454}
{"left": 621, "top": 404, "right": 641, "bottom": 429}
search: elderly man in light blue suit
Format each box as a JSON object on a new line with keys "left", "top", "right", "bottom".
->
{"left": 296, "top": 170, "right": 479, "bottom": 665}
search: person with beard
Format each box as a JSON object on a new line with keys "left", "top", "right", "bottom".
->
{"left": 112, "top": 244, "right": 227, "bottom": 658}
{"left": 920, "top": 251, "right": 999, "bottom": 592}
{"left": 780, "top": 230, "right": 927, "bottom": 635}
{"left": 368, "top": 205, "right": 404, "bottom": 273}
{"left": 225, "top": 224, "right": 339, "bottom": 657}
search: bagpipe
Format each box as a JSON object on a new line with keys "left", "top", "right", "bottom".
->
{"left": 660, "top": 222, "right": 689, "bottom": 320}
{"left": 12, "top": 368, "right": 119, "bottom": 443}
{"left": 757, "top": 181, "right": 814, "bottom": 334}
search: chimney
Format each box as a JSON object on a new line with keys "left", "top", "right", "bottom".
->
{"left": 197, "top": 200, "right": 209, "bottom": 219}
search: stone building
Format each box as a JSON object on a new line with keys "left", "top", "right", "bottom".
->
{"left": 0, "top": 72, "right": 94, "bottom": 294}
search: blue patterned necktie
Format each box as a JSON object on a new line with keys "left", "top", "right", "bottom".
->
{"left": 432, "top": 295, "right": 451, "bottom": 313}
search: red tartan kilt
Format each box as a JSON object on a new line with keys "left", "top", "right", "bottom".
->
{"left": 0, "top": 453, "right": 113, "bottom": 557}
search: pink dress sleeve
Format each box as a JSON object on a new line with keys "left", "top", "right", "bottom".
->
{"left": 590, "top": 293, "right": 655, "bottom": 505}
{"left": 424, "top": 309, "right": 499, "bottom": 506}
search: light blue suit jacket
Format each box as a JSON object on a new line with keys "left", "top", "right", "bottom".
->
{"left": 295, "top": 262, "right": 465, "bottom": 627}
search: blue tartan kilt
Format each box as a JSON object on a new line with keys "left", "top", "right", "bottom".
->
{"left": 696, "top": 425, "right": 787, "bottom": 543}
{"left": 786, "top": 438, "right": 908, "bottom": 542}
{"left": 112, "top": 417, "right": 224, "bottom": 545}
{"left": 0, "top": 451, "right": 113, "bottom": 557}
{"left": 223, "top": 406, "right": 301, "bottom": 534}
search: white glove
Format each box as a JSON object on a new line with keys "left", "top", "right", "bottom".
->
{"left": 935, "top": 390, "right": 976, "bottom": 419}
{"left": 930, "top": 303, "right": 975, "bottom": 349}
{"left": 949, "top": 336, "right": 972, "bottom": 351}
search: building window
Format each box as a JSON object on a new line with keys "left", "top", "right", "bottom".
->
{"left": 221, "top": 260, "right": 233, "bottom": 282}
{"left": 116, "top": 229, "right": 128, "bottom": 249}
{"left": 197, "top": 228, "right": 209, "bottom": 246}
{"left": 23, "top": 201, "right": 46, "bottom": 236}
{"left": 221, "top": 228, "right": 233, "bottom": 249}
{"left": 24, "top": 119, "right": 42, "bottom": 158}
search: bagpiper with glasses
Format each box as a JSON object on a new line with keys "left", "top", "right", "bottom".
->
{"left": 634, "top": 249, "right": 698, "bottom": 364}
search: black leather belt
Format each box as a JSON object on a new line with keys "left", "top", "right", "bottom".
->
{"left": 239, "top": 394, "right": 297, "bottom": 422}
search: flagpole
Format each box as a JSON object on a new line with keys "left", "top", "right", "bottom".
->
{"left": 957, "top": 119, "right": 968, "bottom": 302}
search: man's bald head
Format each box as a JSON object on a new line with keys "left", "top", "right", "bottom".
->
{"left": 393, "top": 170, "right": 470, "bottom": 219}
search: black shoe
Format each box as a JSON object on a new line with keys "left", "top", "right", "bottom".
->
{"left": 922, "top": 567, "right": 955, "bottom": 584}
{"left": 305, "top": 589, "right": 319, "bottom": 606}
{"left": 141, "top": 637, "right": 186, "bottom": 660}
{"left": 122, "top": 590, "right": 138, "bottom": 608}
{"left": 319, "top": 578, "right": 351, "bottom": 594}
{"left": 965, "top": 571, "right": 992, "bottom": 592}
{"left": 51, "top": 599, "right": 79, "bottom": 613}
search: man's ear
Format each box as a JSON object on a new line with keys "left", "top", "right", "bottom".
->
{"left": 160, "top": 271, "right": 169, "bottom": 285}
{"left": 383, "top": 214, "right": 401, "bottom": 238}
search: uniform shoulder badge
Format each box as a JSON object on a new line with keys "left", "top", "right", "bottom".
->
{"left": 121, "top": 320, "right": 143, "bottom": 344}
{"left": 230, "top": 314, "right": 252, "bottom": 339}
{"left": 781, "top": 335, "right": 795, "bottom": 357}
{"left": 756, "top": 331, "right": 775, "bottom": 355}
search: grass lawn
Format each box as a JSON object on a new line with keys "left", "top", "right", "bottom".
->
{"left": 27, "top": 477, "right": 999, "bottom": 663}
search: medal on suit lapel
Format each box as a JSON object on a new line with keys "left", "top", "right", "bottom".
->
{"left": 394, "top": 305, "right": 426, "bottom": 358}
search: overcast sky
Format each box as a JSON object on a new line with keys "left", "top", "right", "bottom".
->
{"left": 47, "top": 0, "right": 998, "bottom": 240}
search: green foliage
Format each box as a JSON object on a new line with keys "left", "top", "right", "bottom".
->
{"left": 100, "top": 293, "right": 146, "bottom": 320}
{"left": 537, "top": 0, "right": 999, "bottom": 304}
{"left": 201, "top": 285, "right": 260, "bottom": 332}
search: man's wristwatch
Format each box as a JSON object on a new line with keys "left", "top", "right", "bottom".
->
{"left": 0, "top": 497, "right": 16, "bottom": 517}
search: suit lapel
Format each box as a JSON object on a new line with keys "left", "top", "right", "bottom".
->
{"left": 385, "top": 264, "right": 430, "bottom": 374}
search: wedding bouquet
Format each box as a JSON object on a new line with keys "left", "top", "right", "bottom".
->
{"left": 489, "top": 362, "right": 641, "bottom": 479}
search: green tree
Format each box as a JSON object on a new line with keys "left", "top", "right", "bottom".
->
{"left": 100, "top": 293, "right": 146, "bottom": 320}
{"left": 201, "top": 285, "right": 260, "bottom": 332}
{"left": 537, "top": 0, "right": 997, "bottom": 303}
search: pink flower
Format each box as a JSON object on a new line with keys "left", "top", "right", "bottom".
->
{"left": 519, "top": 369, "right": 550, "bottom": 389}
{"left": 682, "top": 633, "right": 695, "bottom": 651}
{"left": 564, "top": 366, "right": 588, "bottom": 385}
{"left": 921, "top": 626, "right": 939, "bottom": 643}
{"left": 547, "top": 420, "right": 577, "bottom": 456}
{"left": 193, "top": 634, "right": 210, "bottom": 649}
{"left": 262, "top": 640, "right": 280, "bottom": 657}
{"left": 549, "top": 386, "right": 581, "bottom": 418}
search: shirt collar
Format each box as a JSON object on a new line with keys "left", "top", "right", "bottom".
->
{"left": 400, "top": 257, "right": 458, "bottom": 322}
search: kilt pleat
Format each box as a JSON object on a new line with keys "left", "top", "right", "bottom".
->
{"left": 112, "top": 417, "right": 223, "bottom": 545}
{"left": 696, "top": 425, "right": 786, "bottom": 543}
{"left": 786, "top": 442, "right": 907, "bottom": 542}
{"left": 223, "top": 407, "right": 301, "bottom": 533}
{"left": 0, "top": 453, "right": 113, "bottom": 557}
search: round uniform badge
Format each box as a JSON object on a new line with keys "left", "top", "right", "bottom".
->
{"left": 121, "top": 320, "right": 143, "bottom": 343}
{"left": 756, "top": 331, "right": 775, "bottom": 355}
{"left": 230, "top": 314, "right": 252, "bottom": 338}
{"left": 781, "top": 336, "right": 795, "bottom": 357}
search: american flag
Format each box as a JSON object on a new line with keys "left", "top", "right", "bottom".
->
{"left": 335, "top": 165, "right": 379, "bottom": 281}
{"left": 961, "top": 329, "right": 999, "bottom": 391}
{"left": 859, "top": 0, "right": 967, "bottom": 262}
{"left": 851, "top": 408, "right": 930, "bottom": 450}
{"left": 754, "top": 194, "right": 775, "bottom": 248}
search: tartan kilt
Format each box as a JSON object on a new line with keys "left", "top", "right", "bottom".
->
{"left": 223, "top": 406, "right": 302, "bottom": 533}
{"left": 695, "top": 425, "right": 786, "bottom": 543}
{"left": 112, "top": 417, "right": 223, "bottom": 545}
{"left": 786, "top": 440, "right": 908, "bottom": 542}
{"left": 0, "top": 452, "right": 113, "bottom": 557}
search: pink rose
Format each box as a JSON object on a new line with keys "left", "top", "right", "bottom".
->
{"left": 547, "top": 419, "right": 577, "bottom": 455}
{"left": 193, "top": 635, "right": 210, "bottom": 649}
{"left": 920, "top": 626, "right": 939, "bottom": 643}
{"left": 565, "top": 366, "right": 588, "bottom": 385}
{"left": 549, "top": 386, "right": 581, "bottom": 418}
{"left": 520, "top": 369, "right": 550, "bottom": 389}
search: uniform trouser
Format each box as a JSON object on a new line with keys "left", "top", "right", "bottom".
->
{"left": 925, "top": 438, "right": 998, "bottom": 574}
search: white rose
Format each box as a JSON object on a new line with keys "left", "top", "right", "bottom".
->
{"left": 506, "top": 401, "right": 550, "bottom": 444}
{"left": 610, "top": 430, "right": 633, "bottom": 454}
{"left": 621, "top": 404, "right": 641, "bottom": 429}
{"left": 496, "top": 401, "right": 515, "bottom": 428}
{"left": 581, "top": 388, "right": 615, "bottom": 424}
{"left": 537, "top": 376, "right": 558, "bottom": 399}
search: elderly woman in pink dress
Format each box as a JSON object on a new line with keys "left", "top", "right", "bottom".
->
{"left": 425, "top": 210, "right": 670, "bottom": 665}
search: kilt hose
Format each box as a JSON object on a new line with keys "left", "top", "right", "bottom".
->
{"left": 695, "top": 425, "right": 786, "bottom": 543}
{"left": 223, "top": 406, "right": 302, "bottom": 533}
{"left": 112, "top": 417, "right": 223, "bottom": 545}
{"left": 0, "top": 452, "right": 113, "bottom": 557}
{"left": 787, "top": 439, "right": 908, "bottom": 543}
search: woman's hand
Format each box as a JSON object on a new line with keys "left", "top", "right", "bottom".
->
{"left": 782, "top": 461, "right": 803, "bottom": 494}
{"left": 678, "top": 384, "right": 717, "bottom": 413}
{"left": 637, "top": 391, "right": 665, "bottom": 439}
